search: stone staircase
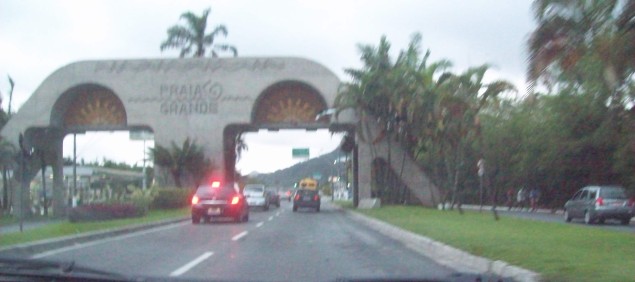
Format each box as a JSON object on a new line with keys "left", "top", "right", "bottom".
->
{"left": 359, "top": 117, "right": 441, "bottom": 207}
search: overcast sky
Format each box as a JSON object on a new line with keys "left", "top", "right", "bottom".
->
{"left": 0, "top": 0, "right": 535, "bottom": 174}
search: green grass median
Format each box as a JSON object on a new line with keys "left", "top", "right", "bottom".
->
{"left": 350, "top": 205, "right": 634, "bottom": 282}
{"left": 0, "top": 208, "right": 189, "bottom": 248}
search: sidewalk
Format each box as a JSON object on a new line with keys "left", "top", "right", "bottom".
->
{"left": 1, "top": 218, "right": 64, "bottom": 235}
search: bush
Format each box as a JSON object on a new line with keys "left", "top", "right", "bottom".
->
{"left": 127, "top": 188, "right": 154, "bottom": 216}
{"left": 68, "top": 203, "right": 142, "bottom": 222}
{"left": 151, "top": 188, "right": 193, "bottom": 209}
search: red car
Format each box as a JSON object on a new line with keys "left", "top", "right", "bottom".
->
{"left": 191, "top": 181, "right": 249, "bottom": 224}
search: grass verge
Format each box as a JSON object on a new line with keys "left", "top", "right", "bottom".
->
{"left": 0, "top": 208, "right": 189, "bottom": 248}
{"left": 354, "top": 205, "right": 634, "bottom": 282}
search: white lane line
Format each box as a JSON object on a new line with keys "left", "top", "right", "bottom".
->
{"left": 32, "top": 221, "right": 189, "bottom": 259}
{"left": 170, "top": 251, "right": 213, "bottom": 277}
{"left": 256, "top": 222, "right": 264, "bottom": 228}
{"left": 231, "top": 231, "right": 248, "bottom": 241}
{"left": 276, "top": 212, "right": 281, "bottom": 216}
{"left": 268, "top": 216, "right": 274, "bottom": 221}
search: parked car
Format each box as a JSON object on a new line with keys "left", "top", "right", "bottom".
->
{"left": 564, "top": 185, "right": 634, "bottom": 225}
{"left": 244, "top": 184, "right": 270, "bottom": 211}
{"left": 191, "top": 181, "right": 249, "bottom": 224}
{"left": 292, "top": 189, "right": 320, "bottom": 212}
{"left": 266, "top": 188, "right": 281, "bottom": 208}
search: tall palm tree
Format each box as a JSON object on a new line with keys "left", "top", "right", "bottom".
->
{"left": 160, "top": 8, "right": 237, "bottom": 58}
{"left": 150, "top": 138, "right": 213, "bottom": 188}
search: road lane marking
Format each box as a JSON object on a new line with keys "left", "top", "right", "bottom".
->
{"left": 232, "top": 231, "right": 248, "bottom": 241}
{"left": 268, "top": 216, "right": 274, "bottom": 221}
{"left": 256, "top": 222, "right": 264, "bottom": 228}
{"left": 170, "top": 251, "right": 213, "bottom": 277}
{"left": 276, "top": 212, "right": 281, "bottom": 216}
{"left": 32, "top": 221, "right": 189, "bottom": 259}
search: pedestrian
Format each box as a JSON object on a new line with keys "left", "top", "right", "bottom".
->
{"left": 529, "top": 187, "right": 541, "bottom": 212}
{"left": 506, "top": 188, "right": 515, "bottom": 210}
{"left": 516, "top": 187, "right": 527, "bottom": 211}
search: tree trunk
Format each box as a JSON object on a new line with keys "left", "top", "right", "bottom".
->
{"left": 2, "top": 167, "right": 8, "bottom": 211}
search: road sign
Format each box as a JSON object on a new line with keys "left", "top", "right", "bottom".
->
{"left": 292, "top": 148, "right": 309, "bottom": 158}
{"left": 129, "top": 130, "right": 154, "bottom": 141}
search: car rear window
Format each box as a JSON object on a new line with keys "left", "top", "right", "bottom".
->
{"left": 600, "top": 188, "right": 627, "bottom": 199}
{"left": 195, "top": 185, "right": 235, "bottom": 197}
{"left": 297, "top": 190, "right": 317, "bottom": 197}
{"left": 244, "top": 186, "right": 264, "bottom": 193}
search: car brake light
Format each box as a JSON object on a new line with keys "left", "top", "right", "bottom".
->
{"left": 294, "top": 194, "right": 300, "bottom": 201}
{"left": 231, "top": 196, "right": 240, "bottom": 205}
{"left": 595, "top": 197, "right": 604, "bottom": 206}
{"left": 192, "top": 195, "right": 199, "bottom": 205}
{"left": 211, "top": 181, "right": 221, "bottom": 188}
{"left": 314, "top": 195, "right": 319, "bottom": 201}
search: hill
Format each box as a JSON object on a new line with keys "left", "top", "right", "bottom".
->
{"left": 251, "top": 149, "right": 348, "bottom": 188}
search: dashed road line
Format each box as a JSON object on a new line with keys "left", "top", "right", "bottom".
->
{"left": 232, "top": 231, "right": 248, "bottom": 241}
{"left": 256, "top": 222, "right": 264, "bottom": 228}
{"left": 170, "top": 251, "right": 213, "bottom": 277}
{"left": 268, "top": 216, "right": 274, "bottom": 221}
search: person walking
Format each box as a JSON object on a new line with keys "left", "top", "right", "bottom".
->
{"left": 529, "top": 187, "right": 541, "bottom": 212}
{"left": 506, "top": 188, "right": 515, "bottom": 210}
{"left": 516, "top": 187, "right": 527, "bottom": 211}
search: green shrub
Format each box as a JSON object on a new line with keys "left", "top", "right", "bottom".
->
{"left": 128, "top": 189, "right": 154, "bottom": 216}
{"left": 151, "top": 188, "right": 193, "bottom": 209}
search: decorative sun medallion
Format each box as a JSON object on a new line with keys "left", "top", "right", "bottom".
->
{"left": 253, "top": 82, "right": 326, "bottom": 125}
{"left": 63, "top": 88, "right": 127, "bottom": 127}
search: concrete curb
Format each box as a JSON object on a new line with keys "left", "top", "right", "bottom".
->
{"left": 339, "top": 207, "right": 541, "bottom": 282}
{"left": 459, "top": 204, "right": 562, "bottom": 215}
{"left": 0, "top": 216, "right": 189, "bottom": 257}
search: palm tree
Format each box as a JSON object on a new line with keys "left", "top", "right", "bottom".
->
{"left": 527, "top": 0, "right": 635, "bottom": 105}
{"left": 150, "top": 138, "right": 213, "bottom": 188}
{"left": 160, "top": 8, "right": 237, "bottom": 58}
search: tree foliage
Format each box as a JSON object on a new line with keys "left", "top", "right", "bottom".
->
{"left": 336, "top": 34, "right": 514, "bottom": 205}
{"left": 149, "top": 138, "right": 213, "bottom": 188}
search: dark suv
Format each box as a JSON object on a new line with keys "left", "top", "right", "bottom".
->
{"left": 292, "top": 189, "right": 320, "bottom": 212}
{"left": 191, "top": 181, "right": 249, "bottom": 224}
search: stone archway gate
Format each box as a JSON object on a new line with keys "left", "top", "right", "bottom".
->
{"left": 1, "top": 57, "right": 364, "bottom": 216}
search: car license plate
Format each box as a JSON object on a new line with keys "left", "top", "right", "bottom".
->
{"left": 303, "top": 196, "right": 311, "bottom": 201}
{"left": 207, "top": 208, "right": 221, "bottom": 215}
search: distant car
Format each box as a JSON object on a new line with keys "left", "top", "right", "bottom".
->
{"left": 266, "top": 189, "right": 281, "bottom": 208}
{"left": 564, "top": 185, "right": 634, "bottom": 225}
{"left": 244, "top": 184, "right": 270, "bottom": 211}
{"left": 292, "top": 189, "right": 320, "bottom": 212}
{"left": 191, "top": 181, "right": 249, "bottom": 224}
{"left": 279, "top": 189, "right": 292, "bottom": 201}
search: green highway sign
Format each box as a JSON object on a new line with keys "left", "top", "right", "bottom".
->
{"left": 292, "top": 148, "right": 309, "bottom": 158}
